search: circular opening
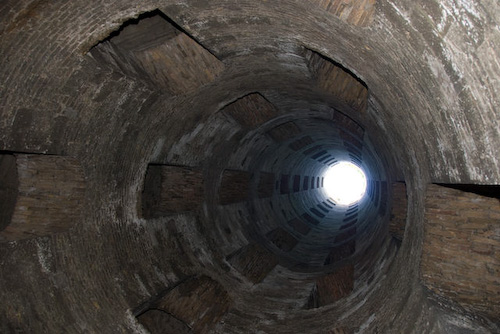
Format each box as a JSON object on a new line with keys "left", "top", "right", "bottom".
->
{"left": 324, "top": 161, "right": 367, "bottom": 206}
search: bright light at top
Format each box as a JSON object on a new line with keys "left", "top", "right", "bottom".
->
{"left": 324, "top": 161, "right": 367, "bottom": 206}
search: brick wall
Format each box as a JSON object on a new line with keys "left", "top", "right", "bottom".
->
{"left": 223, "top": 93, "right": 280, "bottom": 129}
{"left": 306, "top": 265, "right": 354, "bottom": 308}
{"left": 0, "top": 154, "right": 85, "bottom": 242}
{"left": 307, "top": 50, "right": 368, "bottom": 113}
{"left": 142, "top": 165, "right": 204, "bottom": 218}
{"left": 339, "top": 129, "right": 363, "bottom": 151}
{"left": 327, "top": 328, "right": 353, "bottom": 334}
{"left": 289, "top": 136, "right": 315, "bottom": 151}
{"left": 421, "top": 184, "right": 500, "bottom": 320}
{"left": 137, "top": 309, "right": 191, "bottom": 334}
{"left": 310, "top": 0, "right": 376, "bottom": 27}
{"left": 280, "top": 174, "right": 291, "bottom": 194}
{"left": 133, "top": 32, "right": 224, "bottom": 94}
{"left": 219, "top": 170, "right": 251, "bottom": 205}
{"left": 331, "top": 110, "right": 364, "bottom": 138}
{"left": 140, "top": 276, "right": 231, "bottom": 333}
{"left": 287, "top": 217, "right": 312, "bottom": 235}
{"left": 257, "top": 172, "right": 275, "bottom": 198}
{"left": 94, "top": 11, "right": 224, "bottom": 95}
{"left": 267, "top": 121, "right": 302, "bottom": 142}
{"left": 324, "top": 240, "right": 355, "bottom": 265}
{"left": 389, "top": 182, "right": 407, "bottom": 241}
{"left": 378, "top": 181, "right": 388, "bottom": 216}
{"left": 0, "top": 155, "right": 18, "bottom": 232}
{"left": 266, "top": 227, "right": 298, "bottom": 252}
{"left": 1, "top": 0, "right": 498, "bottom": 332}
{"left": 227, "top": 243, "right": 279, "bottom": 284}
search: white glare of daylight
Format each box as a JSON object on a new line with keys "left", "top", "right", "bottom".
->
{"left": 324, "top": 162, "right": 367, "bottom": 205}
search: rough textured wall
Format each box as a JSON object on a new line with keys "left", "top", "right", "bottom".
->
{"left": 142, "top": 165, "right": 204, "bottom": 217}
{"left": 310, "top": 0, "right": 377, "bottom": 27}
{"left": 0, "top": 0, "right": 498, "bottom": 333}
{"left": 422, "top": 184, "right": 500, "bottom": 321}
{"left": 389, "top": 182, "right": 407, "bottom": 241}
{"left": 218, "top": 170, "right": 251, "bottom": 205}
{"left": 0, "top": 154, "right": 85, "bottom": 242}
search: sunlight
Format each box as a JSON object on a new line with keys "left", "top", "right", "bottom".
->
{"left": 324, "top": 161, "right": 367, "bottom": 206}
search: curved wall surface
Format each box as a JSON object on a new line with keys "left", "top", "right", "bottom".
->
{"left": 0, "top": 1, "right": 499, "bottom": 333}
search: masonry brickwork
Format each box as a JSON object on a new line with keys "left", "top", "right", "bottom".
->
{"left": 306, "top": 50, "right": 368, "bottom": 113}
{"left": 140, "top": 276, "right": 231, "bottom": 333}
{"left": 223, "top": 93, "right": 280, "bottom": 130}
{"left": 0, "top": 154, "right": 85, "bottom": 242}
{"left": 142, "top": 165, "right": 204, "bottom": 218}
{"left": 389, "top": 182, "right": 407, "bottom": 241}
{"left": 227, "top": 243, "right": 279, "bottom": 284}
{"left": 310, "top": 0, "right": 376, "bottom": 27}
{"left": 421, "top": 184, "right": 500, "bottom": 320}
{"left": 219, "top": 170, "right": 251, "bottom": 205}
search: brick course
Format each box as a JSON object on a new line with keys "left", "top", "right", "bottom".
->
{"left": 389, "top": 182, "right": 407, "bottom": 241}
{"left": 150, "top": 276, "right": 231, "bottom": 333}
{"left": 219, "top": 170, "right": 251, "bottom": 205}
{"left": 142, "top": 165, "right": 204, "bottom": 218}
{"left": 137, "top": 309, "right": 191, "bottom": 334}
{"left": 257, "top": 172, "right": 275, "bottom": 198}
{"left": 306, "top": 265, "right": 354, "bottom": 308}
{"left": 223, "top": 93, "right": 280, "bottom": 129}
{"left": 421, "top": 184, "right": 500, "bottom": 320}
{"left": 289, "top": 136, "right": 315, "bottom": 151}
{"left": 266, "top": 227, "right": 299, "bottom": 252}
{"left": 0, "top": 154, "right": 85, "bottom": 242}
{"left": 307, "top": 50, "right": 368, "bottom": 114}
{"left": 267, "top": 122, "right": 302, "bottom": 143}
{"left": 227, "top": 243, "right": 279, "bottom": 284}
{"left": 310, "top": 0, "right": 376, "bottom": 27}
{"left": 93, "top": 11, "right": 224, "bottom": 95}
